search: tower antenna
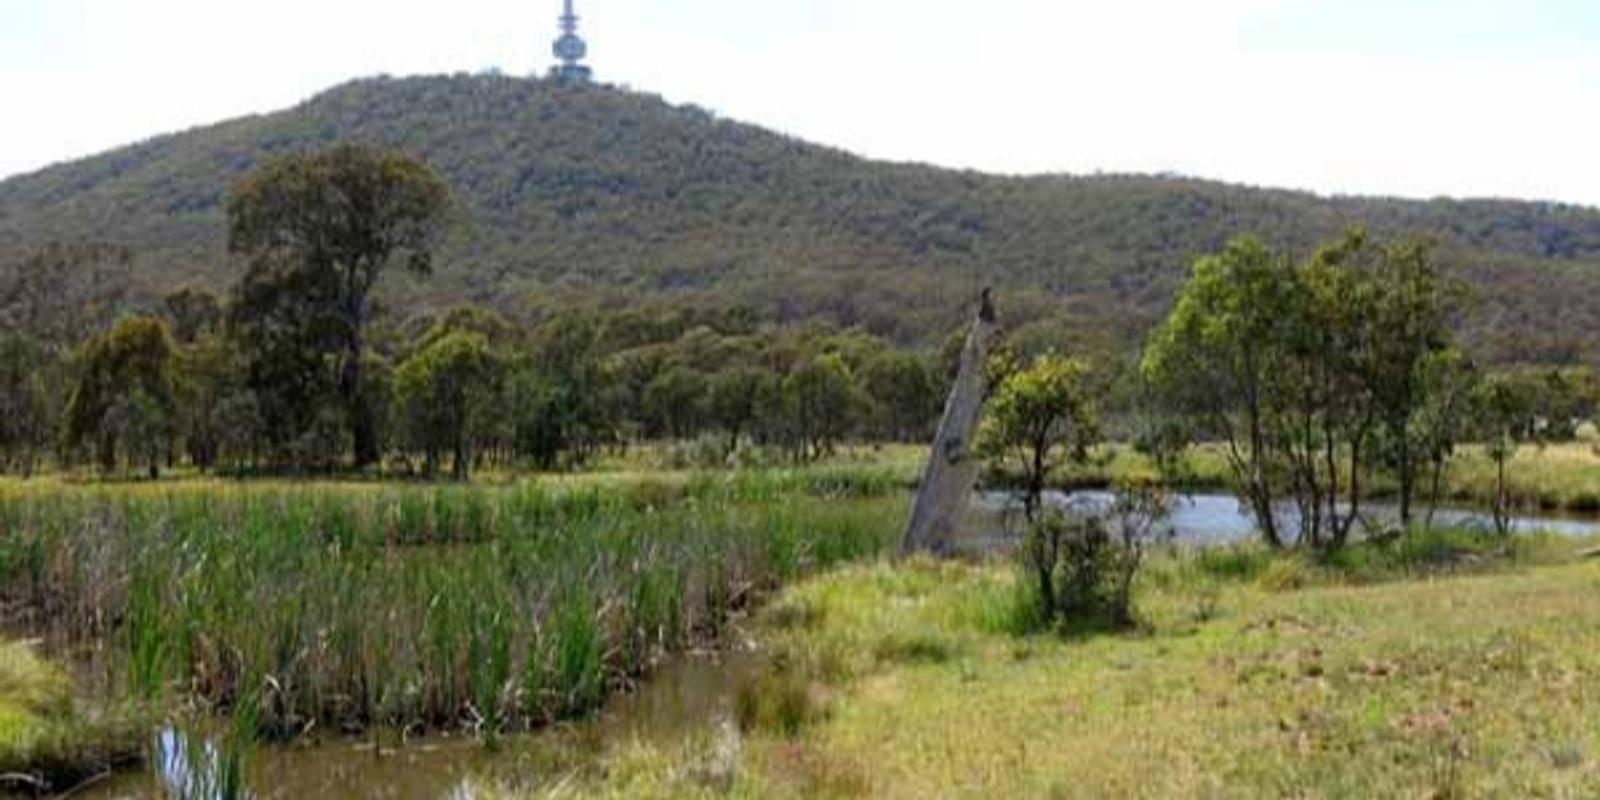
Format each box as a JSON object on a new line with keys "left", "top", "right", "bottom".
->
{"left": 552, "top": 0, "right": 593, "bottom": 82}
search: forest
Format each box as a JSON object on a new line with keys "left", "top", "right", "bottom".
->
{"left": 4, "top": 74, "right": 1600, "bottom": 365}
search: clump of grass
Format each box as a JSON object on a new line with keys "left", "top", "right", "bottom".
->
{"left": 735, "top": 660, "right": 823, "bottom": 738}
{"left": 0, "top": 640, "right": 145, "bottom": 794}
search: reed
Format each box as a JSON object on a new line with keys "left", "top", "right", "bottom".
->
{"left": 0, "top": 475, "right": 901, "bottom": 740}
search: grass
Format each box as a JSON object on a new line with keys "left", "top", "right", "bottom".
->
{"left": 511, "top": 531, "right": 1600, "bottom": 798}
{"left": 0, "top": 471, "right": 903, "bottom": 744}
{"left": 1442, "top": 442, "right": 1600, "bottom": 513}
{"left": 0, "top": 640, "right": 143, "bottom": 794}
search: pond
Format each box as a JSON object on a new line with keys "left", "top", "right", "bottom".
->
{"left": 974, "top": 490, "right": 1600, "bottom": 545}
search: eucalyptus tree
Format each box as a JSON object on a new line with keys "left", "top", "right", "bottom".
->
{"left": 979, "top": 352, "right": 1102, "bottom": 621}
{"left": 0, "top": 334, "right": 56, "bottom": 476}
{"left": 62, "top": 316, "right": 177, "bottom": 477}
{"left": 1142, "top": 236, "right": 1298, "bottom": 548}
{"left": 394, "top": 332, "right": 505, "bottom": 480}
{"left": 228, "top": 144, "right": 451, "bottom": 469}
{"left": 1474, "top": 375, "right": 1536, "bottom": 536}
{"left": 783, "top": 353, "right": 859, "bottom": 462}
{"left": 1414, "top": 349, "right": 1480, "bottom": 527}
{"left": 1353, "top": 235, "right": 1463, "bottom": 527}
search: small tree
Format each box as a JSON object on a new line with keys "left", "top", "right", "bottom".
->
{"left": 0, "top": 334, "right": 56, "bottom": 477}
{"left": 783, "top": 353, "right": 859, "bottom": 462}
{"left": 394, "top": 332, "right": 504, "bottom": 481}
{"left": 861, "top": 351, "right": 941, "bottom": 442}
{"left": 979, "top": 353, "right": 1100, "bottom": 522}
{"left": 1413, "top": 349, "right": 1480, "bottom": 527}
{"left": 980, "top": 353, "right": 1101, "bottom": 622}
{"left": 63, "top": 316, "right": 176, "bottom": 477}
{"left": 1474, "top": 376, "right": 1535, "bottom": 536}
{"left": 707, "top": 366, "right": 768, "bottom": 456}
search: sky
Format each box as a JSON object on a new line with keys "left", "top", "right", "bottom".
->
{"left": 3, "top": 0, "right": 1600, "bottom": 206}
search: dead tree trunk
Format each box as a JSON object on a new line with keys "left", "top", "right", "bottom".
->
{"left": 901, "top": 290, "right": 999, "bottom": 555}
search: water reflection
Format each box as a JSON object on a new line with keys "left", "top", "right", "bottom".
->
{"left": 81, "top": 727, "right": 491, "bottom": 800}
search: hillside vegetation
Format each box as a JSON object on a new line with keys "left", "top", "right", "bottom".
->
{"left": 3, "top": 74, "right": 1600, "bottom": 359}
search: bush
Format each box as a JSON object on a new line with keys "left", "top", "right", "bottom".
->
{"left": 1576, "top": 421, "right": 1599, "bottom": 443}
{"left": 1021, "top": 481, "right": 1171, "bottom": 630}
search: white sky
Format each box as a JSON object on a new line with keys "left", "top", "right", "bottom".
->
{"left": 4, "top": 0, "right": 1600, "bottom": 206}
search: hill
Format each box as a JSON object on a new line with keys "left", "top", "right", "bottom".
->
{"left": 2, "top": 73, "right": 1598, "bottom": 361}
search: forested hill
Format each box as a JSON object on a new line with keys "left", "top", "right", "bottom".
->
{"left": 2, "top": 73, "right": 1599, "bottom": 361}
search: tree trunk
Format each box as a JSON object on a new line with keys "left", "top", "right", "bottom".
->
{"left": 1397, "top": 435, "right": 1414, "bottom": 529}
{"left": 453, "top": 431, "right": 470, "bottom": 482}
{"left": 343, "top": 287, "right": 378, "bottom": 470}
{"left": 1424, "top": 456, "right": 1446, "bottom": 529}
{"left": 902, "top": 290, "right": 999, "bottom": 555}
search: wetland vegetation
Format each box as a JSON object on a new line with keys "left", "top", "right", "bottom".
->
{"left": 3, "top": 145, "right": 1600, "bottom": 799}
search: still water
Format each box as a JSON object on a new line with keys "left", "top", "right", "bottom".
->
{"left": 975, "top": 490, "right": 1600, "bottom": 545}
{"left": 73, "top": 649, "right": 758, "bottom": 800}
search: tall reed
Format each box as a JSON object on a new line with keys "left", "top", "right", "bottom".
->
{"left": 0, "top": 475, "right": 900, "bottom": 738}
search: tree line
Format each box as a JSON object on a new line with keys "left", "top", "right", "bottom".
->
{"left": 0, "top": 294, "right": 947, "bottom": 480}
{"left": 0, "top": 146, "right": 945, "bottom": 480}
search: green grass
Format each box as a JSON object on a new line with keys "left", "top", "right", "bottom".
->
{"left": 1441, "top": 442, "right": 1600, "bottom": 513}
{"left": 0, "top": 640, "right": 143, "bottom": 794}
{"left": 0, "top": 471, "right": 903, "bottom": 743}
{"left": 515, "top": 534, "right": 1600, "bottom": 798}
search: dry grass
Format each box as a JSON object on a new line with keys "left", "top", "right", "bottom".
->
{"left": 518, "top": 539, "right": 1600, "bottom": 798}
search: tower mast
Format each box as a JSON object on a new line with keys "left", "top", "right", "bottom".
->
{"left": 552, "top": 0, "right": 593, "bottom": 82}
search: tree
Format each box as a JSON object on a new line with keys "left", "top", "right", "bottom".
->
{"left": 707, "top": 366, "right": 769, "bottom": 455}
{"left": 642, "top": 366, "right": 708, "bottom": 441}
{"left": 1414, "top": 349, "right": 1480, "bottom": 527}
{"left": 0, "top": 334, "right": 56, "bottom": 476}
{"left": 783, "top": 353, "right": 859, "bottom": 461}
{"left": 63, "top": 316, "right": 176, "bottom": 477}
{"left": 1474, "top": 375, "right": 1536, "bottom": 536}
{"left": 172, "top": 333, "right": 251, "bottom": 472}
{"left": 228, "top": 144, "right": 451, "bottom": 469}
{"left": 978, "top": 353, "right": 1101, "bottom": 523}
{"left": 1143, "top": 236, "right": 1298, "bottom": 548}
{"left": 978, "top": 353, "right": 1103, "bottom": 623}
{"left": 1350, "top": 235, "right": 1463, "bottom": 528}
{"left": 511, "top": 313, "right": 614, "bottom": 469}
{"left": 861, "top": 351, "right": 941, "bottom": 442}
{"left": 394, "top": 332, "right": 504, "bottom": 480}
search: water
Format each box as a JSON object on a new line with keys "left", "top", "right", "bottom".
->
{"left": 72, "top": 649, "right": 759, "bottom": 800}
{"left": 58, "top": 495, "right": 1600, "bottom": 798}
{"left": 973, "top": 490, "right": 1600, "bottom": 546}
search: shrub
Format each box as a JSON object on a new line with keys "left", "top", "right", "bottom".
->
{"left": 1021, "top": 480, "right": 1171, "bottom": 630}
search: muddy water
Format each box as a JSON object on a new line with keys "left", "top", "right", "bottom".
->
{"left": 74, "top": 648, "right": 759, "bottom": 800}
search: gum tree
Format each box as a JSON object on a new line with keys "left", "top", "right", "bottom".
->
{"left": 228, "top": 144, "right": 451, "bottom": 469}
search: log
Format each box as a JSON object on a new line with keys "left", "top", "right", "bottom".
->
{"left": 901, "top": 289, "right": 999, "bottom": 555}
